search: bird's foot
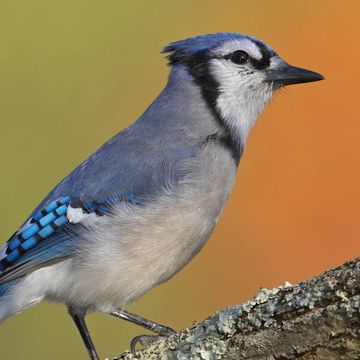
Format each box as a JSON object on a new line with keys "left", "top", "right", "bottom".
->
{"left": 130, "top": 331, "right": 176, "bottom": 356}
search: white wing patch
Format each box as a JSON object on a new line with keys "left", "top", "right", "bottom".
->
{"left": 67, "top": 206, "right": 101, "bottom": 225}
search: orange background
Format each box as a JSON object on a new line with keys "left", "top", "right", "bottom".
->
{"left": 0, "top": 1, "right": 359, "bottom": 359}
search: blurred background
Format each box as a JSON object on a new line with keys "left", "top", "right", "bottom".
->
{"left": 0, "top": 0, "right": 359, "bottom": 358}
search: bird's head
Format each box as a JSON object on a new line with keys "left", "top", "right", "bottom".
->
{"left": 163, "top": 33, "right": 323, "bottom": 145}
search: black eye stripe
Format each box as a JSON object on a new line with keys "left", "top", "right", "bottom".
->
{"left": 251, "top": 40, "right": 275, "bottom": 69}
{"left": 250, "top": 57, "right": 270, "bottom": 70}
{"left": 223, "top": 51, "right": 269, "bottom": 70}
{"left": 222, "top": 41, "right": 275, "bottom": 70}
{"left": 224, "top": 50, "right": 250, "bottom": 65}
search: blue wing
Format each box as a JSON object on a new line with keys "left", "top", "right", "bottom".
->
{"left": 0, "top": 194, "right": 141, "bottom": 284}
{"left": 0, "top": 110, "right": 205, "bottom": 284}
{"left": 1, "top": 197, "right": 72, "bottom": 269}
{"left": 0, "top": 196, "right": 76, "bottom": 283}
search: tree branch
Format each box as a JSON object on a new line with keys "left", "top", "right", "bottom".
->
{"left": 113, "top": 257, "right": 360, "bottom": 359}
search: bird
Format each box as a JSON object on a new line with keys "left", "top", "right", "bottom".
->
{"left": 0, "top": 33, "right": 323, "bottom": 359}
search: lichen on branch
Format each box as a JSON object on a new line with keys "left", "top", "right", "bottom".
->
{"left": 112, "top": 257, "right": 360, "bottom": 360}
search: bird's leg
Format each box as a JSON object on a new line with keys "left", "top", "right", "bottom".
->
{"left": 68, "top": 307, "right": 100, "bottom": 360}
{"left": 109, "top": 308, "right": 175, "bottom": 335}
{"left": 108, "top": 309, "right": 176, "bottom": 354}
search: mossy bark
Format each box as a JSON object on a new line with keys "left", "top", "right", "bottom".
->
{"left": 112, "top": 257, "right": 360, "bottom": 360}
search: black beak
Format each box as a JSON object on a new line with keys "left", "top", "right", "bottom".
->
{"left": 266, "top": 64, "right": 324, "bottom": 86}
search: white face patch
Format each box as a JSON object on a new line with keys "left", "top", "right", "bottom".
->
{"left": 209, "top": 40, "right": 277, "bottom": 146}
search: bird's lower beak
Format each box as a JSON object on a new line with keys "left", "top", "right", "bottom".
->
{"left": 266, "top": 64, "right": 324, "bottom": 86}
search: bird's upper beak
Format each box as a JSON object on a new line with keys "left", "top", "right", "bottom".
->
{"left": 266, "top": 60, "right": 324, "bottom": 86}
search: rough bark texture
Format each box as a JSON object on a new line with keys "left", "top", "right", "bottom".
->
{"left": 112, "top": 257, "right": 360, "bottom": 360}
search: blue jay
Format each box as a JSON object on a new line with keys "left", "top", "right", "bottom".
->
{"left": 0, "top": 33, "right": 323, "bottom": 359}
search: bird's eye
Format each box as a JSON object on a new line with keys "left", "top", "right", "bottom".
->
{"left": 228, "top": 50, "right": 250, "bottom": 65}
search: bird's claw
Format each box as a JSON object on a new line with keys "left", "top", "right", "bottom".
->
{"left": 130, "top": 333, "right": 174, "bottom": 356}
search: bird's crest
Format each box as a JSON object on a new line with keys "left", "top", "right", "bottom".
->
{"left": 162, "top": 32, "right": 249, "bottom": 65}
